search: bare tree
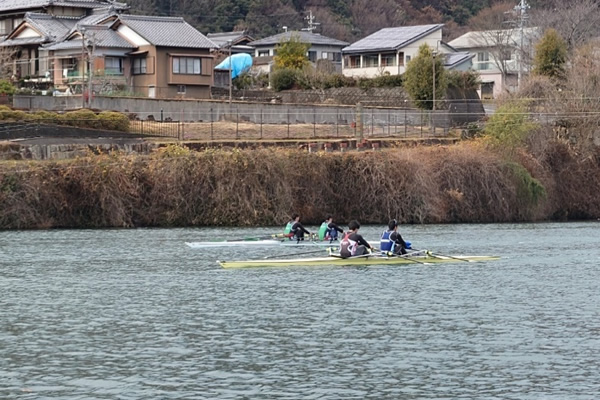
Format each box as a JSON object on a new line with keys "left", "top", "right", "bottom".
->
{"left": 0, "top": 46, "right": 19, "bottom": 80}
{"left": 530, "top": 0, "right": 600, "bottom": 51}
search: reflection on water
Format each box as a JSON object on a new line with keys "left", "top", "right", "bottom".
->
{"left": 1, "top": 223, "right": 600, "bottom": 399}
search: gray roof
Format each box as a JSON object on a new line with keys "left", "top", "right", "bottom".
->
{"left": 248, "top": 30, "right": 349, "bottom": 47}
{"left": 0, "top": 0, "right": 128, "bottom": 13}
{"left": 342, "top": 24, "right": 443, "bottom": 54}
{"left": 114, "top": 15, "right": 216, "bottom": 48}
{"left": 0, "top": 12, "right": 79, "bottom": 46}
{"left": 444, "top": 52, "right": 474, "bottom": 68}
{"left": 26, "top": 12, "right": 80, "bottom": 39}
{"left": 44, "top": 25, "right": 135, "bottom": 50}
{"left": 207, "top": 31, "right": 252, "bottom": 48}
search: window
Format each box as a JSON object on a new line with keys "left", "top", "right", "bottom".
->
{"left": 381, "top": 53, "right": 396, "bottom": 67}
{"left": 133, "top": 58, "right": 147, "bottom": 74}
{"left": 398, "top": 52, "right": 404, "bottom": 66}
{"left": 177, "top": 85, "right": 186, "bottom": 94}
{"left": 322, "top": 51, "right": 328, "bottom": 59}
{"left": 477, "top": 52, "right": 489, "bottom": 62}
{"left": 105, "top": 57, "right": 124, "bottom": 75}
{"left": 476, "top": 52, "right": 491, "bottom": 70}
{"left": 405, "top": 55, "right": 411, "bottom": 63}
{"left": 258, "top": 50, "right": 269, "bottom": 57}
{"left": 308, "top": 51, "right": 317, "bottom": 62}
{"left": 172, "top": 56, "right": 201, "bottom": 75}
{"left": 364, "top": 55, "right": 378, "bottom": 68}
{"left": 345, "top": 55, "right": 361, "bottom": 68}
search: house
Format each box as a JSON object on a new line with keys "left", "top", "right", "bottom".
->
{"left": 0, "top": 0, "right": 128, "bottom": 39}
{"left": 342, "top": 24, "right": 451, "bottom": 78}
{"left": 248, "top": 30, "right": 349, "bottom": 73}
{"left": 38, "top": 14, "right": 217, "bottom": 99}
{"left": 207, "top": 31, "right": 255, "bottom": 55}
{"left": 0, "top": 12, "right": 80, "bottom": 81}
{"left": 449, "top": 27, "right": 539, "bottom": 99}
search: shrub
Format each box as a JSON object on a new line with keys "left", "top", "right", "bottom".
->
{"left": 371, "top": 74, "right": 404, "bottom": 88}
{"left": 0, "top": 80, "right": 15, "bottom": 95}
{"left": 60, "top": 109, "right": 98, "bottom": 129}
{"left": 97, "top": 111, "right": 130, "bottom": 132}
{"left": 271, "top": 68, "right": 298, "bottom": 91}
{"left": 447, "top": 70, "right": 480, "bottom": 90}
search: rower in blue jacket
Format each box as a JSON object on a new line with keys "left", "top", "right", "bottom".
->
{"left": 380, "top": 219, "right": 409, "bottom": 255}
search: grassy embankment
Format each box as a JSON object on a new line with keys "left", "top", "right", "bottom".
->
{"left": 1, "top": 136, "right": 598, "bottom": 229}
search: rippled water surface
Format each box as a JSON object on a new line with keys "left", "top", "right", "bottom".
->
{"left": 1, "top": 222, "right": 600, "bottom": 399}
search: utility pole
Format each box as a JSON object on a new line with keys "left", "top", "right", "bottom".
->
{"left": 227, "top": 40, "right": 232, "bottom": 106}
{"left": 301, "top": 10, "right": 320, "bottom": 33}
{"left": 514, "top": 0, "right": 529, "bottom": 89}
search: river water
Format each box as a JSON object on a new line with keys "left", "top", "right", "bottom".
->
{"left": 1, "top": 222, "right": 599, "bottom": 399}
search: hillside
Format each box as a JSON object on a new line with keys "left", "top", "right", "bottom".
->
{"left": 125, "top": 0, "right": 534, "bottom": 41}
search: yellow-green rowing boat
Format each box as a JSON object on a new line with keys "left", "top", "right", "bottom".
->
{"left": 218, "top": 253, "right": 500, "bottom": 269}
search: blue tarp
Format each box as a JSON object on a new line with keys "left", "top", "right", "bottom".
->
{"left": 215, "top": 53, "right": 253, "bottom": 79}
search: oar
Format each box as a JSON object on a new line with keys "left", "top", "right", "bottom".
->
{"left": 412, "top": 248, "right": 471, "bottom": 263}
{"left": 383, "top": 250, "right": 432, "bottom": 265}
{"left": 222, "top": 233, "right": 288, "bottom": 242}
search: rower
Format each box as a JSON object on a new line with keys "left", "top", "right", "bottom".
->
{"left": 288, "top": 214, "right": 311, "bottom": 241}
{"left": 380, "top": 219, "right": 408, "bottom": 255}
{"left": 340, "top": 220, "right": 374, "bottom": 258}
{"left": 318, "top": 215, "right": 344, "bottom": 242}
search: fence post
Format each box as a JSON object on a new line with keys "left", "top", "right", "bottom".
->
{"left": 210, "top": 107, "right": 213, "bottom": 141}
{"left": 387, "top": 109, "right": 390, "bottom": 136}
{"left": 260, "top": 107, "right": 263, "bottom": 139}
{"left": 404, "top": 108, "right": 407, "bottom": 138}
{"left": 336, "top": 107, "right": 339, "bottom": 137}
{"left": 287, "top": 108, "right": 290, "bottom": 139}
{"left": 236, "top": 106, "right": 239, "bottom": 140}
{"left": 370, "top": 108, "right": 374, "bottom": 137}
{"left": 420, "top": 111, "right": 423, "bottom": 137}
{"left": 313, "top": 106, "right": 316, "bottom": 138}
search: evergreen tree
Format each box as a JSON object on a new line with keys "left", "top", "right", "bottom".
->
{"left": 273, "top": 34, "right": 310, "bottom": 70}
{"left": 404, "top": 44, "right": 447, "bottom": 110}
{"left": 533, "top": 28, "right": 567, "bottom": 80}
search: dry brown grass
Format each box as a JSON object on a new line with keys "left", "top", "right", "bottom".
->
{"left": 1, "top": 140, "right": 598, "bottom": 229}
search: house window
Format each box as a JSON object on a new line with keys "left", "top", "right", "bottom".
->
{"left": 364, "top": 55, "right": 378, "bottom": 68}
{"left": 322, "top": 51, "right": 328, "bottom": 59}
{"left": 332, "top": 52, "right": 341, "bottom": 62}
{"left": 381, "top": 53, "right": 396, "bottom": 67}
{"left": 177, "top": 85, "right": 186, "bottom": 94}
{"left": 172, "top": 56, "right": 201, "bottom": 75}
{"left": 105, "top": 57, "right": 124, "bottom": 75}
{"left": 133, "top": 58, "right": 147, "bottom": 74}
{"left": 398, "top": 52, "right": 404, "bottom": 66}
{"left": 258, "top": 50, "right": 269, "bottom": 57}
{"left": 476, "top": 52, "right": 491, "bottom": 70}
{"left": 345, "top": 55, "right": 361, "bottom": 68}
{"left": 308, "top": 51, "right": 317, "bottom": 62}
{"left": 405, "top": 55, "right": 411, "bottom": 63}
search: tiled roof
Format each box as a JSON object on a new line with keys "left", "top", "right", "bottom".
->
{"left": 25, "top": 13, "right": 80, "bottom": 39}
{"left": 0, "top": 36, "right": 46, "bottom": 46}
{"left": 115, "top": 15, "right": 216, "bottom": 48}
{"left": 342, "top": 24, "right": 443, "bottom": 54}
{"left": 207, "top": 31, "right": 252, "bottom": 48}
{"left": 44, "top": 25, "right": 135, "bottom": 50}
{"left": 0, "top": 0, "right": 127, "bottom": 12}
{"left": 248, "top": 30, "right": 349, "bottom": 47}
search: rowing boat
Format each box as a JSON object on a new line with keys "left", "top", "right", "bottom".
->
{"left": 186, "top": 239, "right": 340, "bottom": 248}
{"left": 218, "top": 253, "right": 500, "bottom": 268}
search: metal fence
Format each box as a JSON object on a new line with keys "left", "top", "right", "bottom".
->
{"left": 171, "top": 106, "right": 454, "bottom": 141}
{"left": 128, "top": 119, "right": 184, "bottom": 139}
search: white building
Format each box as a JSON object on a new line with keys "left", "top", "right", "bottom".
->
{"left": 449, "top": 27, "right": 539, "bottom": 99}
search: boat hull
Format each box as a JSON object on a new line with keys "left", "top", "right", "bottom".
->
{"left": 218, "top": 254, "right": 500, "bottom": 268}
{"left": 186, "top": 240, "right": 338, "bottom": 248}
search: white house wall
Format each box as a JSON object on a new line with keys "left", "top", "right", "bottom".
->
{"left": 342, "top": 31, "right": 443, "bottom": 78}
